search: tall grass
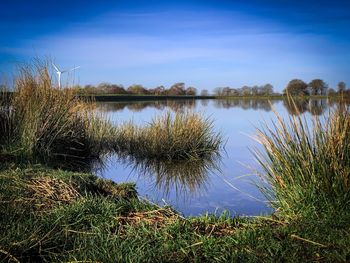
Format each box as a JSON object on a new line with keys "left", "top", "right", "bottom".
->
{"left": 0, "top": 60, "right": 116, "bottom": 167}
{"left": 115, "top": 111, "right": 223, "bottom": 161}
{"left": 0, "top": 89, "right": 12, "bottom": 147}
{"left": 0, "top": 60, "right": 223, "bottom": 167}
{"left": 255, "top": 101, "right": 350, "bottom": 219}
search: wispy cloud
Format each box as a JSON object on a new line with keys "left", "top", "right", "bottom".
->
{"left": 1, "top": 2, "right": 349, "bottom": 90}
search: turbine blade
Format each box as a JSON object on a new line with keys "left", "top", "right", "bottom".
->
{"left": 52, "top": 63, "right": 60, "bottom": 72}
{"left": 70, "top": 66, "right": 80, "bottom": 71}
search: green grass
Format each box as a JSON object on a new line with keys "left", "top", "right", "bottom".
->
{"left": 0, "top": 165, "right": 349, "bottom": 262}
{"left": 255, "top": 99, "right": 350, "bottom": 220}
{"left": 114, "top": 111, "right": 223, "bottom": 161}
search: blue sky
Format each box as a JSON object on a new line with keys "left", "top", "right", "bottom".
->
{"left": 1, "top": 0, "right": 349, "bottom": 91}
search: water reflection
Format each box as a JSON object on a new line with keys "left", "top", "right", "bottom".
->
{"left": 96, "top": 98, "right": 349, "bottom": 216}
{"left": 115, "top": 155, "right": 222, "bottom": 198}
{"left": 283, "top": 98, "right": 329, "bottom": 116}
{"left": 98, "top": 98, "right": 348, "bottom": 116}
{"left": 214, "top": 98, "right": 276, "bottom": 111}
{"left": 98, "top": 99, "right": 197, "bottom": 113}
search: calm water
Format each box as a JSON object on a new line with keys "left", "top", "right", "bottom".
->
{"left": 96, "top": 98, "right": 335, "bottom": 217}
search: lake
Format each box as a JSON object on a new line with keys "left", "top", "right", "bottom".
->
{"left": 96, "top": 98, "right": 335, "bottom": 217}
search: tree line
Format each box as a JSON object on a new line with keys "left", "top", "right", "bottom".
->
{"left": 212, "top": 84, "right": 275, "bottom": 96}
{"left": 72, "top": 79, "right": 348, "bottom": 97}
{"left": 73, "top": 82, "right": 198, "bottom": 96}
{"left": 283, "top": 79, "right": 348, "bottom": 96}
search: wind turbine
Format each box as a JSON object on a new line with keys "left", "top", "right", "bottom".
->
{"left": 52, "top": 63, "right": 80, "bottom": 88}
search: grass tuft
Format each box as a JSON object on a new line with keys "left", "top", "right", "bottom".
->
{"left": 115, "top": 111, "right": 223, "bottom": 161}
{"left": 0, "top": 59, "right": 116, "bottom": 168}
{"left": 255, "top": 98, "right": 350, "bottom": 219}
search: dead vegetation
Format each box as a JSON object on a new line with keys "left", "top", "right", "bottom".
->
{"left": 26, "top": 177, "right": 80, "bottom": 210}
{"left": 116, "top": 208, "right": 180, "bottom": 229}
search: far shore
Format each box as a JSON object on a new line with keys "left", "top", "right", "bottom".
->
{"left": 2, "top": 91, "right": 347, "bottom": 102}
{"left": 77, "top": 94, "right": 345, "bottom": 102}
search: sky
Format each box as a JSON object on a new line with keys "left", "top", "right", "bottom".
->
{"left": 1, "top": 0, "right": 350, "bottom": 91}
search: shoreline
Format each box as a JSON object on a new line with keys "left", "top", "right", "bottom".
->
{"left": 78, "top": 94, "right": 345, "bottom": 102}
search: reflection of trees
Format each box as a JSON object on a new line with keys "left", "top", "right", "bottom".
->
{"left": 308, "top": 99, "right": 327, "bottom": 116}
{"left": 166, "top": 100, "right": 196, "bottom": 112}
{"left": 97, "top": 100, "right": 196, "bottom": 113}
{"left": 283, "top": 98, "right": 333, "bottom": 116}
{"left": 328, "top": 97, "right": 350, "bottom": 112}
{"left": 127, "top": 102, "right": 159, "bottom": 112}
{"left": 97, "top": 102, "right": 129, "bottom": 112}
{"left": 283, "top": 99, "right": 309, "bottom": 115}
{"left": 201, "top": 99, "right": 209, "bottom": 107}
{"left": 97, "top": 98, "right": 339, "bottom": 116}
{"left": 214, "top": 99, "right": 273, "bottom": 112}
{"left": 213, "top": 99, "right": 239, "bottom": 109}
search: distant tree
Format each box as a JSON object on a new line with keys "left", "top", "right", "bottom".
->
{"left": 213, "top": 87, "right": 223, "bottom": 96}
{"left": 337, "top": 81, "right": 346, "bottom": 94}
{"left": 251, "top": 86, "right": 259, "bottom": 96}
{"left": 109, "top": 84, "right": 127, "bottom": 94}
{"left": 260, "top": 84, "right": 274, "bottom": 95}
{"left": 97, "top": 82, "right": 112, "bottom": 93}
{"left": 309, "top": 79, "right": 327, "bottom": 95}
{"left": 284, "top": 79, "right": 308, "bottom": 96}
{"left": 229, "top": 88, "right": 239, "bottom": 96}
{"left": 222, "top": 87, "right": 231, "bottom": 96}
{"left": 168, "top": 82, "right": 186, "bottom": 95}
{"left": 200, "top": 89, "right": 209, "bottom": 96}
{"left": 327, "top": 88, "right": 336, "bottom": 96}
{"left": 185, "top": 87, "right": 197, "bottom": 96}
{"left": 152, "top": 85, "right": 166, "bottom": 95}
{"left": 241, "top": 86, "right": 252, "bottom": 96}
{"left": 83, "top": 84, "right": 97, "bottom": 94}
{"left": 127, "top": 84, "right": 149, "bottom": 95}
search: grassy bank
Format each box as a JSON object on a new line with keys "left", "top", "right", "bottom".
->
{"left": 0, "top": 165, "right": 349, "bottom": 262}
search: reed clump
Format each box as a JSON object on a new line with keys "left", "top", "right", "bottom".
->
{"left": 255, "top": 101, "right": 350, "bottom": 219}
{"left": 0, "top": 60, "right": 116, "bottom": 166}
{"left": 115, "top": 111, "right": 223, "bottom": 161}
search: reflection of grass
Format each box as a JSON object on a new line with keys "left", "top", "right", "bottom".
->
{"left": 120, "top": 155, "right": 221, "bottom": 196}
{"left": 115, "top": 111, "right": 223, "bottom": 161}
{"left": 255, "top": 103, "right": 350, "bottom": 219}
